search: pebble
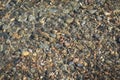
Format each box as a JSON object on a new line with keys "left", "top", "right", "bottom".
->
{"left": 97, "top": 16, "right": 103, "bottom": 21}
{"left": 39, "top": 17, "right": 45, "bottom": 25}
{"left": 31, "top": 68, "right": 36, "bottom": 73}
{"left": 32, "top": 53, "right": 37, "bottom": 56}
{"left": 22, "top": 51, "right": 30, "bottom": 56}
{"left": 73, "top": 57, "right": 79, "bottom": 63}
{"left": 88, "top": 10, "right": 97, "bottom": 14}
{"left": 28, "top": 15, "right": 35, "bottom": 22}
{"left": 0, "top": 32, "right": 9, "bottom": 39}
{"left": 81, "top": 21, "right": 86, "bottom": 26}
{"left": 39, "top": 41, "right": 49, "bottom": 49}
{"left": 0, "top": 45, "right": 3, "bottom": 52}
{"left": 6, "top": 39, "right": 11, "bottom": 44}
{"left": 105, "top": 60, "right": 112, "bottom": 64}
{"left": 2, "top": 24, "right": 9, "bottom": 30}
{"left": 104, "top": 11, "right": 111, "bottom": 16}
{"left": 49, "top": 33, "right": 56, "bottom": 38}
{"left": 62, "top": 49, "right": 67, "bottom": 54}
{"left": 77, "top": 63, "right": 83, "bottom": 67}
{"left": 12, "top": 32, "right": 21, "bottom": 39}
{"left": 66, "top": 17, "right": 74, "bottom": 24}
{"left": 116, "top": 37, "right": 120, "bottom": 44}
{"left": 69, "top": 61, "right": 74, "bottom": 65}
{"left": 64, "top": 41, "right": 70, "bottom": 47}
{"left": 49, "top": 8, "right": 58, "bottom": 13}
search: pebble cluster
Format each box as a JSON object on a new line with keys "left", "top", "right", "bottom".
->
{"left": 0, "top": 0, "right": 120, "bottom": 80}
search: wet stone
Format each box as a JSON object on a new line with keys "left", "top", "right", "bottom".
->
{"left": 0, "top": 25, "right": 3, "bottom": 31}
{"left": 29, "top": 34, "right": 35, "bottom": 40}
{"left": 116, "top": 36, "right": 120, "bottom": 44}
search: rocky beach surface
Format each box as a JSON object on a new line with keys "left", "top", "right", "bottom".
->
{"left": 0, "top": 0, "right": 120, "bottom": 80}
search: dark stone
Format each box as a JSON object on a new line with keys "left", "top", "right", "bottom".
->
{"left": 0, "top": 25, "right": 3, "bottom": 30}
{"left": 41, "top": 27, "right": 45, "bottom": 32}
{"left": 97, "top": 24, "right": 107, "bottom": 32}
{"left": 14, "top": 19, "right": 22, "bottom": 26}
{"left": 0, "top": 10, "right": 5, "bottom": 17}
{"left": 92, "top": 34, "right": 100, "bottom": 41}
{"left": 45, "top": 37, "right": 50, "bottom": 41}
{"left": 0, "top": 32, "right": 9, "bottom": 39}
{"left": 116, "top": 37, "right": 120, "bottom": 44}
{"left": 13, "top": 57, "right": 21, "bottom": 65}
{"left": 29, "top": 34, "right": 35, "bottom": 40}
{"left": 35, "top": 23, "right": 40, "bottom": 27}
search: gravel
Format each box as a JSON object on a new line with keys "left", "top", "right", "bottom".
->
{"left": 0, "top": 0, "right": 120, "bottom": 80}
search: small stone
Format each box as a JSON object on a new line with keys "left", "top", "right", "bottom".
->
{"left": 0, "top": 45, "right": 3, "bottom": 52}
{"left": 81, "top": 21, "right": 86, "bottom": 26}
{"left": 6, "top": 39, "right": 11, "bottom": 44}
{"left": 77, "top": 63, "right": 83, "bottom": 67}
{"left": 0, "top": 32, "right": 9, "bottom": 39}
{"left": 41, "top": 32, "right": 50, "bottom": 38}
{"left": 104, "top": 11, "right": 111, "bottom": 16}
{"left": 49, "top": 33, "right": 56, "bottom": 38}
{"left": 62, "top": 49, "right": 67, "bottom": 54}
{"left": 69, "top": 61, "right": 74, "bottom": 65}
{"left": 76, "top": 44, "right": 84, "bottom": 50}
{"left": 23, "top": 76, "right": 27, "bottom": 80}
{"left": 0, "top": 75, "right": 4, "bottom": 80}
{"left": 28, "top": 49, "right": 33, "bottom": 53}
{"left": 49, "top": 8, "right": 58, "bottom": 13}
{"left": 0, "top": 25, "right": 3, "bottom": 31}
{"left": 2, "top": 24, "right": 10, "bottom": 30}
{"left": 106, "top": 60, "right": 112, "bottom": 64}
{"left": 73, "top": 57, "right": 79, "bottom": 63}
{"left": 88, "top": 10, "right": 97, "bottom": 14}
{"left": 33, "top": 53, "right": 37, "bottom": 56}
{"left": 28, "top": 15, "right": 35, "bottom": 21}
{"left": 75, "top": 19, "right": 80, "bottom": 25}
{"left": 83, "top": 61, "right": 88, "bottom": 66}
{"left": 22, "top": 51, "right": 30, "bottom": 56}
{"left": 63, "top": 9, "right": 70, "bottom": 13}
{"left": 64, "top": 41, "right": 70, "bottom": 47}
{"left": 12, "top": 32, "right": 21, "bottom": 39}
{"left": 40, "top": 17, "right": 45, "bottom": 25}
{"left": 116, "top": 37, "right": 120, "bottom": 44}
{"left": 31, "top": 68, "right": 36, "bottom": 73}
{"left": 66, "top": 17, "right": 74, "bottom": 24}
{"left": 97, "top": 16, "right": 103, "bottom": 21}
{"left": 92, "top": 34, "right": 100, "bottom": 41}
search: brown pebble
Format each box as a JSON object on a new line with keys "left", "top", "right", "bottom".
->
{"left": 12, "top": 33, "right": 21, "bottom": 39}
{"left": 22, "top": 51, "right": 30, "bottom": 56}
{"left": 64, "top": 41, "right": 70, "bottom": 47}
{"left": 73, "top": 57, "right": 79, "bottom": 63}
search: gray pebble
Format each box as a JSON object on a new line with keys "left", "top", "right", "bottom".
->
{"left": 28, "top": 15, "right": 35, "bottom": 22}
{"left": 88, "top": 10, "right": 97, "bottom": 14}
{"left": 50, "top": 33, "right": 56, "bottom": 38}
